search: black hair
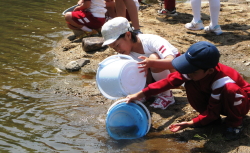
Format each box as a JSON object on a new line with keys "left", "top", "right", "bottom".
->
{"left": 117, "top": 31, "right": 138, "bottom": 43}
{"left": 202, "top": 68, "right": 209, "bottom": 72}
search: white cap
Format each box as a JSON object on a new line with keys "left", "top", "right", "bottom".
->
{"left": 101, "top": 17, "right": 133, "bottom": 46}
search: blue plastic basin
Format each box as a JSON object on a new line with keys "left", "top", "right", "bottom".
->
{"left": 106, "top": 100, "right": 150, "bottom": 140}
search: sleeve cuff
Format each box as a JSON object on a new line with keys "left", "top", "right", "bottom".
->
{"left": 142, "top": 87, "right": 151, "bottom": 99}
{"left": 192, "top": 117, "right": 202, "bottom": 127}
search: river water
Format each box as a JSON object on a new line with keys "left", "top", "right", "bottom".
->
{"left": 0, "top": 0, "right": 109, "bottom": 152}
{"left": 0, "top": 0, "right": 248, "bottom": 152}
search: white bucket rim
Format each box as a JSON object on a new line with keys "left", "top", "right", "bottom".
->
{"left": 96, "top": 54, "right": 142, "bottom": 100}
{"left": 62, "top": 4, "right": 79, "bottom": 15}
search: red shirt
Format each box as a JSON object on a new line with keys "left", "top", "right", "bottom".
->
{"left": 143, "top": 63, "right": 250, "bottom": 126}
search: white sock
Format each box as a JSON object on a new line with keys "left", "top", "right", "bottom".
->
{"left": 81, "top": 26, "right": 92, "bottom": 32}
{"left": 208, "top": 0, "right": 220, "bottom": 28}
{"left": 151, "top": 70, "right": 171, "bottom": 96}
{"left": 191, "top": 0, "right": 201, "bottom": 23}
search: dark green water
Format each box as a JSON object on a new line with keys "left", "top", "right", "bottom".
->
{"left": 0, "top": 0, "right": 111, "bottom": 152}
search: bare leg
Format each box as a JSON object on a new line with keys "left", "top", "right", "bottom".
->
{"left": 65, "top": 12, "right": 83, "bottom": 30}
{"left": 106, "top": 0, "right": 117, "bottom": 18}
{"left": 115, "top": 0, "right": 140, "bottom": 30}
{"left": 67, "top": 23, "right": 80, "bottom": 30}
{"left": 115, "top": 0, "right": 126, "bottom": 17}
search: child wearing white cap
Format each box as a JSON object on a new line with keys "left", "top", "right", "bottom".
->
{"left": 101, "top": 17, "right": 180, "bottom": 110}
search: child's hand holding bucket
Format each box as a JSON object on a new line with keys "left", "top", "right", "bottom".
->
{"left": 137, "top": 56, "right": 150, "bottom": 76}
{"left": 126, "top": 91, "right": 145, "bottom": 103}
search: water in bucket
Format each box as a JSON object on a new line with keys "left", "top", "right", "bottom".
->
{"left": 106, "top": 99, "right": 151, "bottom": 140}
{"left": 108, "top": 125, "right": 139, "bottom": 139}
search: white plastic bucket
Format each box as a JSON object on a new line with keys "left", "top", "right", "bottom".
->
{"left": 96, "top": 55, "right": 146, "bottom": 99}
{"left": 106, "top": 99, "right": 151, "bottom": 140}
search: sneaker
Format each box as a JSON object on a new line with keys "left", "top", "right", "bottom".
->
{"left": 204, "top": 25, "right": 223, "bottom": 35}
{"left": 223, "top": 125, "right": 243, "bottom": 141}
{"left": 158, "top": 9, "right": 178, "bottom": 16}
{"left": 133, "top": 29, "right": 143, "bottom": 34}
{"left": 150, "top": 92, "right": 175, "bottom": 109}
{"left": 185, "top": 20, "right": 204, "bottom": 30}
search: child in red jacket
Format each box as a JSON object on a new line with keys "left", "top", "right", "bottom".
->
{"left": 126, "top": 41, "right": 250, "bottom": 140}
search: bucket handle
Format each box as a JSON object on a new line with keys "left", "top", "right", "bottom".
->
{"left": 99, "top": 54, "right": 134, "bottom": 67}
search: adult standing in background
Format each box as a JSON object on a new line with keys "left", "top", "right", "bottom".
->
{"left": 185, "top": 0, "right": 223, "bottom": 35}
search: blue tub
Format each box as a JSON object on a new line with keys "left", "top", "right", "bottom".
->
{"left": 106, "top": 99, "right": 151, "bottom": 140}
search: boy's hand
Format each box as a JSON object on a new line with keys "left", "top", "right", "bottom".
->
{"left": 126, "top": 91, "right": 145, "bottom": 103}
{"left": 169, "top": 121, "right": 194, "bottom": 132}
{"left": 137, "top": 56, "right": 150, "bottom": 76}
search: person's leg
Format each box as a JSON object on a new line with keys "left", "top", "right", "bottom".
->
{"left": 67, "top": 23, "right": 80, "bottom": 30}
{"left": 220, "top": 83, "right": 249, "bottom": 140}
{"left": 124, "top": 0, "right": 140, "bottom": 30}
{"left": 147, "top": 53, "right": 175, "bottom": 109}
{"left": 190, "top": 0, "right": 201, "bottom": 23}
{"left": 64, "top": 11, "right": 92, "bottom": 32}
{"left": 115, "top": 0, "right": 127, "bottom": 18}
{"left": 185, "top": 0, "right": 204, "bottom": 30}
{"left": 204, "top": 0, "right": 222, "bottom": 35}
{"left": 165, "top": 0, "right": 175, "bottom": 11}
{"left": 185, "top": 81, "right": 211, "bottom": 114}
{"left": 115, "top": 0, "right": 140, "bottom": 30}
{"left": 151, "top": 70, "right": 172, "bottom": 96}
{"left": 208, "top": 0, "right": 220, "bottom": 28}
{"left": 158, "top": 0, "right": 177, "bottom": 16}
{"left": 65, "top": 12, "right": 82, "bottom": 29}
{"left": 105, "top": 0, "right": 117, "bottom": 18}
{"left": 221, "top": 83, "right": 249, "bottom": 127}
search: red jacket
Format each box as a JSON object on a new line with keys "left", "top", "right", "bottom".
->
{"left": 143, "top": 63, "right": 250, "bottom": 126}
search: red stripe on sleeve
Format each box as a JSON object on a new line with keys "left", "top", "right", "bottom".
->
{"left": 161, "top": 48, "right": 166, "bottom": 53}
{"left": 159, "top": 45, "right": 164, "bottom": 51}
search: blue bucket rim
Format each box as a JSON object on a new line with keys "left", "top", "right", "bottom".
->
{"left": 106, "top": 99, "right": 151, "bottom": 139}
{"left": 106, "top": 102, "right": 148, "bottom": 139}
